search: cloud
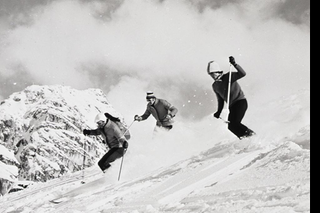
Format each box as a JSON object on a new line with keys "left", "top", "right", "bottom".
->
{"left": 0, "top": 1, "right": 101, "bottom": 88}
{"left": 0, "top": 0, "right": 310, "bottom": 120}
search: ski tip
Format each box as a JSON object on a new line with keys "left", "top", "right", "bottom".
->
{"left": 50, "top": 200, "right": 62, "bottom": 204}
{"left": 50, "top": 197, "right": 70, "bottom": 204}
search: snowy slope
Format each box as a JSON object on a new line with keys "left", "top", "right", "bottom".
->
{"left": 0, "top": 88, "right": 310, "bottom": 213}
{"left": 0, "top": 128, "right": 309, "bottom": 213}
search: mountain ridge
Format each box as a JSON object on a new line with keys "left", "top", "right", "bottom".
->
{"left": 0, "top": 85, "right": 125, "bottom": 195}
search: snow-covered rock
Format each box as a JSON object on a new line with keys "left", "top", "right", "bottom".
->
{"left": 0, "top": 85, "right": 125, "bottom": 195}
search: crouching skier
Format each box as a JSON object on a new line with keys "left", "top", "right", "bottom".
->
{"left": 83, "top": 112, "right": 130, "bottom": 173}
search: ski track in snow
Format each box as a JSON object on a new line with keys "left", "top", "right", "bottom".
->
{"left": 0, "top": 130, "right": 310, "bottom": 213}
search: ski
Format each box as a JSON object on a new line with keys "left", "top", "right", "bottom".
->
{"left": 49, "top": 197, "right": 70, "bottom": 204}
{"left": 49, "top": 174, "right": 109, "bottom": 204}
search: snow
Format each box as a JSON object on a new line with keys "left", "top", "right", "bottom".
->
{"left": 0, "top": 145, "right": 19, "bottom": 182}
{"left": 0, "top": 88, "right": 310, "bottom": 212}
{"left": 0, "top": 145, "right": 17, "bottom": 164}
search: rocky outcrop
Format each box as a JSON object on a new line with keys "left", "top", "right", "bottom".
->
{"left": 0, "top": 85, "right": 125, "bottom": 195}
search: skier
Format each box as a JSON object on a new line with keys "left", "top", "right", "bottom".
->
{"left": 134, "top": 91, "right": 178, "bottom": 131}
{"left": 207, "top": 56, "right": 255, "bottom": 139}
{"left": 83, "top": 112, "right": 130, "bottom": 173}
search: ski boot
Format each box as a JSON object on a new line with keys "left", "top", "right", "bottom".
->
{"left": 239, "top": 129, "right": 256, "bottom": 140}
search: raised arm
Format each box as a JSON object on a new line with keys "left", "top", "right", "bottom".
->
{"left": 229, "top": 56, "right": 246, "bottom": 82}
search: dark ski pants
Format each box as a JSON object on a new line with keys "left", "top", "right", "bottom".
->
{"left": 98, "top": 147, "right": 125, "bottom": 172}
{"left": 228, "top": 99, "right": 251, "bottom": 139}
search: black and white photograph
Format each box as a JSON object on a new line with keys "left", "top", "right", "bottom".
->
{"left": 0, "top": 0, "right": 310, "bottom": 212}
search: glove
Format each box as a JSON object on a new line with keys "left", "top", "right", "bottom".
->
{"left": 123, "top": 141, "right": 129, "bottom": 149}
{"left": 165, "top": 114, "right": 173, "bottom": 120}
{"left": 83, "top": 129, "right": 90, "bottom": 136}
{"left": 229, "top": 56, "right": 237, "bottom": 66}
{"left": 134, "top": 115, "right": 142, "bottom": 121}
{"left": 213, "top": 112, "right": 221, "bottom": 119}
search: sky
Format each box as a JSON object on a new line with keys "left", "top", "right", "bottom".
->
{"left": 0, "top": 0, "right": 310, "bottom": 120}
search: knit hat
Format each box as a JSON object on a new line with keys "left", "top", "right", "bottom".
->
{"left": 208, "top": 61, "right": 222, "bottom": 74}
{"left": 146, "top": 91, "right": 156, "bottom": 100}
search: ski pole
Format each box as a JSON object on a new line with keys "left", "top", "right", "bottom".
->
{"left": 219, "top": 117, "right": 230, "bottom": 124}
{"left": 226, "top": 64, "right": 232, "bottom": 110}
{"left": 117, "top": 120, "right": 135, "bottom": 181}
{"left": 223, "top": 63, "right": 233, "bottom": 123}
{"left": 118, "top": 149, "right": 126, "bottom": 181}
{"left": 81, "top": 138, "right": 86, "bottom": 184}
{"left": 124, "top": 120, "right": 135, "bottom": 134}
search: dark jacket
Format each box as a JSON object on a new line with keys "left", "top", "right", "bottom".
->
{"left": 85, "top": 120, "right": 128, "bottom": 149}
{"left": 212, "top": 64, "right": 246, "bottom": 114}
{"left": 141, "top": 98, "right": 178, "bottom": 127}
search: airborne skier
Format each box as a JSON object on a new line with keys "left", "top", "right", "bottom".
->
{"left": 207, "top": 56, "right": 255, "bottom": 139}
{"left": 134, "top": 91, "right": 178, "bottom": 131}
{"left": 83, "top": 112, "right": 130, "bottom": 173}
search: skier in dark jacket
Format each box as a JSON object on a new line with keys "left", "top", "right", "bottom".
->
{"left": 83, "top": 112, "right": 130, "bottom": 172}
{"left": 134, "top": 92, "right": 178, "bottom": 131}
{"left": 207, "top": 56, "right": 255, "bottom": 139}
